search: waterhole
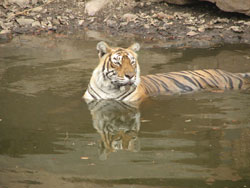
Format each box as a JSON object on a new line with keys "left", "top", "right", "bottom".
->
{"left": 0, "top": 35, "right": 250, "bottom": 187}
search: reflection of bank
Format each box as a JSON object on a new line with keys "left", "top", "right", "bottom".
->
{"left": 86, "top": 99, "right": 140, "bottom": 160}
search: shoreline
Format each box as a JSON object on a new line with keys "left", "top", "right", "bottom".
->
{"left": 1, "top": 0, "right": 250, "bottom": 48}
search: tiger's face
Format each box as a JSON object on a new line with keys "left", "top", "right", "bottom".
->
{"left": 96, "top": 41, "right": 141, "bottom": 89}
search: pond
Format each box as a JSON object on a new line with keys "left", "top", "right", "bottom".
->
{"left": 0, "top": 34, "right": 250, "bottom": 187}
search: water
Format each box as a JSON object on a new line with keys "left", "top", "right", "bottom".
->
{"left": 0, "top": 35, "right": 250, "bottom": 187}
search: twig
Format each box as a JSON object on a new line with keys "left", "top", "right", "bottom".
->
{"left": 64, "top": 131, "right": 69, "bottom": 142}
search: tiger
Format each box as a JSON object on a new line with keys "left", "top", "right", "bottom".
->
{"left": 83, "top": 41, "right": 250, "bottom": 103}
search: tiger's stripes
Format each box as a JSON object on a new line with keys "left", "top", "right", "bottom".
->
{"left": 83, "top": 42, "right": 250, "bottom": 103}
{"left": 140, "top": 69, "right": 250, "bottom": 96}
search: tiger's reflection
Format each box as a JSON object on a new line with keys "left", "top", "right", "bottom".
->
{"left": 86, "top": 100, "right": 140, "bottom": 160}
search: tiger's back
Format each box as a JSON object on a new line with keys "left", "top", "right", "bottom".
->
{"left": 139, "top": 69, "right": 250, "bottom": 96}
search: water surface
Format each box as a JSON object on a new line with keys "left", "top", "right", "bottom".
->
{"left": 0, "top": 35, "right": 250, "bottom": 187}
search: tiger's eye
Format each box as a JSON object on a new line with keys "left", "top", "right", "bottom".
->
{"left": 131, "top": 59, "right": 136, "bottom": 65}
{"left": 111, "top": 62, "right": 119, "bottom": 68}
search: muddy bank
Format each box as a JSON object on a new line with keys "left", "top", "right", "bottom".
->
{"left": 1, "top": 0, "right": 250, "bottom": 48}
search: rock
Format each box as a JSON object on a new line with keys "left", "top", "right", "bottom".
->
{"left": 62, "top": 16, "right": 69, "bottom": 20}
{"left": 198, "top": 19, "right": 205, "bottom": 24}
{"left": 52, "top": 26, "right": 57, "bottom": 30}
{"left": 47, "top": 21, "right": 53, "bottom": 30}
{"left": 65, "top": 9, "right": 72, "bottom": 13}
{"left": 6, "top": 0, "right": 29, "bottom": 8}
{"left": 32, "top": 0, "right": 38, "bottom": 5}
{"left": 0, "top": 11, "right": 6, "bottom": 18}
{"left": 181, "top": 13, "right": 191, "bottom": 18}
{"left": 12, "top": 26, "right": 30, "bottom": 34}
{"left": 69, "top": 15, "right": 75, "bottom": 19}
{"left": 0, "top": 30, "right": 11, "bottom": 34}
{"left": 214, "top": 25, "right": 223, "bottom": 29}
{"left": 52, "top": 19, "right": 60, "bottom": 25}
{"left": 0, "top": 30, "right": 12, "bottom": 43}
{"left": 122, "top": 13, "right": 137, "bottom": 22}
{"left": 216, "top": 18, "right": 229, "bottom": 23}
{"left": 106, "top": 20, "right": 116, "bottom": 28}
{"left": 210, "top": 18, "right": 230, "bottom": 25}
{"left": 198, "top": 26, "right": 205, "bottom": 32}
{"left": 41, "top": 21, "right": 47, "bottom": 28}
{"left": 31, "top": 21, "right": 41, "bottom": 27}
{"left": 0, "top": 21, "right": 6, "bottom": 30}
{"left": 244, "top": 21, "right": 250, "bottom": 26}
{"left": 187, "top": 26, "right": 197, "bottom": 31}
{"left": 32, "top": 7, "right": 43, "bottom": 12}
{"left": 230, "top": 26, "right": 243, "bottom": 33}
{"left": 163, "top": 22, "right": 173, "bottom": 26}
{"left": 173, "top": 13, "right": 183, "bottom": 20}
{"left": 85, "top": 0, "right": 109, "bottom": 16}
{"left": 144, "top": 24, "right": 150, "bottom": 29}
{"left": 187, "top": 31, "right": 198, "bottom": 36}
{"left": 237, "top": 20, "right": 245, "bottom": 24}
{"left": 78, "top": 20, "right": 84, "bottom": 26}
{"left": 16, "top": 18, "right": 35, "bottom": 26}
{"left": 57, "top": 16, "right": 68, "bottom": 25}
{"left": 163, "top": 0, "right": 196, "bottom": 5}
{"left": 3, "top": 22, "right": 14, "bottom": 30}
{"left": 153, "top": 12, "right": 169, "bottom": 20}
{"left": 47, "top": 17, "right": 52, "bottom": 21}
{"left": 7, "top": 12, "right": 15, "bottom": 21}
{"left": 200, "top": 0, "right": 250, "bottom": 16}
{"left": 163, "top": 0, "right": 250, "bottom": 16}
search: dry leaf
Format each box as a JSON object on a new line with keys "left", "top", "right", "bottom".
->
{"left": 80, "top": 157, "right": 89, "bottom": 160}
{"left": 187, "top": 31, "right": 198, "bottom": 36}
{"left": 141, "top": 119, "right": 151, "bottom": 123}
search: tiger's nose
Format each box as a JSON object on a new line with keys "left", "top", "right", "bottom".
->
{"left": 125, "top": 72, "right": 135, "bottom": 79}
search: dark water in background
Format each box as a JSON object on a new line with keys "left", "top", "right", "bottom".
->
{"left": 0, "top": 35, "right": 250, "bottom": 187}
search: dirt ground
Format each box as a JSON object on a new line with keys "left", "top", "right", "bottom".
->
{"left": 1, "top": 0, "right": 250, "bottom": 48}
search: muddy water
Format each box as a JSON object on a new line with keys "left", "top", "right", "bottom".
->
{"left": 0, "top": 35, "right": 250, "bottom": 187}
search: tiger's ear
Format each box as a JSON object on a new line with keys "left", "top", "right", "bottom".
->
{"left": 96, "top": 41, "right": 111, "bottom": 58}
{"left": 128, "top": 43, "right": 140, "bottom": 52}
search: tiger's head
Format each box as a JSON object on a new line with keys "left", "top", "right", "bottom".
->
{"left": 95, "top": 41, "right": 141, "bottom": 89}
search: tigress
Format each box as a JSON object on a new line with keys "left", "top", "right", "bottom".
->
{"left": 83, "top": 41, "right": 250, "bottom": 102}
